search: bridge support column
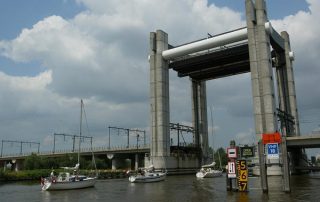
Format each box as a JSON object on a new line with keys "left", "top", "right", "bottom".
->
{"left": 281, "top": 32, "right": 300, "bottom": 136}
{"left": 246, "top": 0, "right": 279, "bottom": 193}
{"left": 135, "top": 154, "right": 139, "bottom": 170}
{"left": 149, "top": 30, "right": 170, "bottom": 169}
{"left": 191, "top": 79, "right": 208, "bottom": 164}
{"left": 112, "top": 159, "right": 131, "bottom": 170}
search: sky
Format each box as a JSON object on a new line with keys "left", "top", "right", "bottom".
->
{"left": 0, "top": 0, "right": 319, "bottom": 155}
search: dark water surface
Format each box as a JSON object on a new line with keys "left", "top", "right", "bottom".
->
{"left": 1, "top": 174, "right": 320, "bottom": 202}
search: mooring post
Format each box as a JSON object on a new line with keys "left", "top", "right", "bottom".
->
{"left": 258, "top": 141, "right": 268, "bottom": 193}
{"left": 281, "top": 137, "right": 291, "bottom": 192}
{"left": 226, "top": 172, "right": 232, "bottom": 191}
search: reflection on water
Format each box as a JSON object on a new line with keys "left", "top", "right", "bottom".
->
{"left": 1, "top": 174, "right": 320, "bottom": 201}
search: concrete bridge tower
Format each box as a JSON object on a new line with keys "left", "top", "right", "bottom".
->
{"left": 148, "top": 31, "right": 201, "bottom": 170}
{"left": 149, "top": 30, "right": 170, "bottom": 169}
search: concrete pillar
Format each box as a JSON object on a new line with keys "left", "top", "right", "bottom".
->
{"left": 111, "top": 159, "right": 118, "bottom": 170}
{"left": 149, "top": 30, "right": 170, "bottom": 169}
{"left": 191, "top": 79, "right": 200, "bottom": 148}
{"left": 281, "top": 31, "right": 301, "bottom": 136}
{"left": 199, "top": 81, "right": 209, "bottom": 161}
{"left": 275, "top": 50, "right": 293, "bottom": 134}
{"left": 135, "top": 154, "right": 138, "bottom": 170}
{"left": 112, "top": 159, "right": 131, "bottom": 170}
{"left": 255, "top": 0, "right": 278, "bottom": 133}
{"left": 246, "top": 0, "right": 264, "bottom": 140}
{"left": 191, "top": 79, "right": 208, "bottom": 163}
{"left": 275, "top": 52, "right": 288, "bottom": 111}
{"left": 246, "top": 0, "right": 278, "bottom": 193}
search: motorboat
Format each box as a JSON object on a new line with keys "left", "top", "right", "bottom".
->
{"left": 196, "top": 162, "right": 223, "bottom": 178}
{"left": 128, "top": 165, "right": 166, "bottom": 183}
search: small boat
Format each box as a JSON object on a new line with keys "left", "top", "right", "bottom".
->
{"left": 41, "top": 100, "right": 97, "bottom": 191}
{"left": 196, "top": 162, "right": 223, "bottom": 178}
{"left": 128, "top": 165, "right": 166, "bottom": 183}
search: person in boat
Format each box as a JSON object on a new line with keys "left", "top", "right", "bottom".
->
{"left": 50, "top": 170, "right": 57, "bottom": 182}
{"left": 200, "top": 168, "right": 205, "bottom": 173}
{"left": 137, "top": 168, "right": 145, "bottom": 176}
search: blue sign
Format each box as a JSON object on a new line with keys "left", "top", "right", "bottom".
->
{"left": 267, "top": 143, "right": 279, "bottom": 159}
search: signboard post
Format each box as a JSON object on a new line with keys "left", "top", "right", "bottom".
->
{"left": 237, "top": 160, "right": 248, "bottom": 192}
{"left": 266, "top": 143, "right": 279, "bottom": 159}
{"left": 227, "top": 147, "right": 238, "bottom": 159}
{"left": 226, "top": 141, "right": 238, "bottom": 191}
{"left": 240, "top": 146, "right": 254, "bottom": 158}
{"left": 227, "top": 161, "right": 236, "bottom": 178}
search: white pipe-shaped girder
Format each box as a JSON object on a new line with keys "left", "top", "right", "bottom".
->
{"left": 162, "top": 22, "right": 273, "bottom": 60}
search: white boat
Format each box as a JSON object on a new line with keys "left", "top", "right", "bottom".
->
{"left": 196, "top": 106, "right": 223, "bottom": 179}
{"left": 196, "top": 162, "right": 223, "bottom": 178}
{"left": 128, "top": 165, "right": 166, "bottom": 183}
{"left": 41, "top": 100, "right": 97, "bottom": 191}
{"left": 41, "top": 170, "right": 96, "bottom": 191}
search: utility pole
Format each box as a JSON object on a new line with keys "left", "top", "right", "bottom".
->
{"left": 108, "top": 126, "right": 146, "bottom": 148}
{"left": 0, "top": 140, "right": 40, "bottom": 156}
{"left": 53, "top": 133, "right": 93, "bottom": 153}
{"left": 1, "top": 140, "right": 3, "bottom": 157}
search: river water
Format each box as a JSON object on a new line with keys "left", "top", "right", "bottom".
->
{"left": 1, "top": 173, "right": 320, "bottom": 202}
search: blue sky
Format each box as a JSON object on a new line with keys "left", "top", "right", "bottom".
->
{"left": 210, "top": 0, "right": 309, "bottom": 19}
{"left": 0, "top": 0, "right": 319, "bottom": 155}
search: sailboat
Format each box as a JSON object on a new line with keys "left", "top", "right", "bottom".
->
{"left": 196, "top": 106, "right": 223, "bottom": 178}
{"left": 41, "top": 100, "right": 97, "bottom": 191}
{"left": 128, "top": 165, "right": 167, "bottom": 183}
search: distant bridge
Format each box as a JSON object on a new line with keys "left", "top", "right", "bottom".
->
{"left": 286, "top": 134, "right": 320, "bottom": 149}
{"left": 2, "top": 134, "right": 320, "bottom": 160}
{"left": 1, "top": 134, "right": 320, "bottom": 172}
{"left": 0, "top": 145, "right": 150, "bottom": 161}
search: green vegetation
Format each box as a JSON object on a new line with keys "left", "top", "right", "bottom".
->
{"left": 0, "top": 169, "right": 127, "bottom": 181}
{"left": 0, "top": 169, "right": 51, "bottom": 181}
{"left": 0, "top": 153, "right": 118, "bottom": 181}
{"left": 22, "top": 153, "right": 106, "bottom": 170}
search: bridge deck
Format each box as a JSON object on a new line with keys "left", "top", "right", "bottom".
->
{"left": 0, "top": 145, "right": 150, "bottom": 161}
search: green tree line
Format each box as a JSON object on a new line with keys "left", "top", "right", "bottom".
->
{"left": 23, "top": 153, "right": 109, "bottom": 170}
{"left": 208, "top": 147, "right": 228, "bottom": 170}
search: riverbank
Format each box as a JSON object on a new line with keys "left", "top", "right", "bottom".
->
{"left": 0, "top": 169, "right": 128, "bottom": 182}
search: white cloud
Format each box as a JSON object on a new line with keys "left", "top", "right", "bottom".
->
{"left": 0, "top": 0, "right": 319, "bottom": 152}
{"left": 270, "top": 0, "right": 320, "bottom": 134}
{"left": 235, "top": 128, "right": 255, "bottom": 145}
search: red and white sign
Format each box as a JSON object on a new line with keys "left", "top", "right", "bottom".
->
{"left": 227, "top": 161, "right": 236, "bottom": 178}
{"left": 227, "top": 147, "right": 238, "bottom": 159}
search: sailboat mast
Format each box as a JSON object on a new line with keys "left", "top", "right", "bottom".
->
{"left": 78, "top": 99, "right": 83, "bottom": 165}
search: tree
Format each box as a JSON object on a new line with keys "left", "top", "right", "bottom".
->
{"left": 24, "top": 153, "right": 42, "bottom": 170}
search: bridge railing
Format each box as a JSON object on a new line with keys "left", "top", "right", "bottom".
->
{"left": 0, "top": 144, "right": 150, "bottom": 158}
